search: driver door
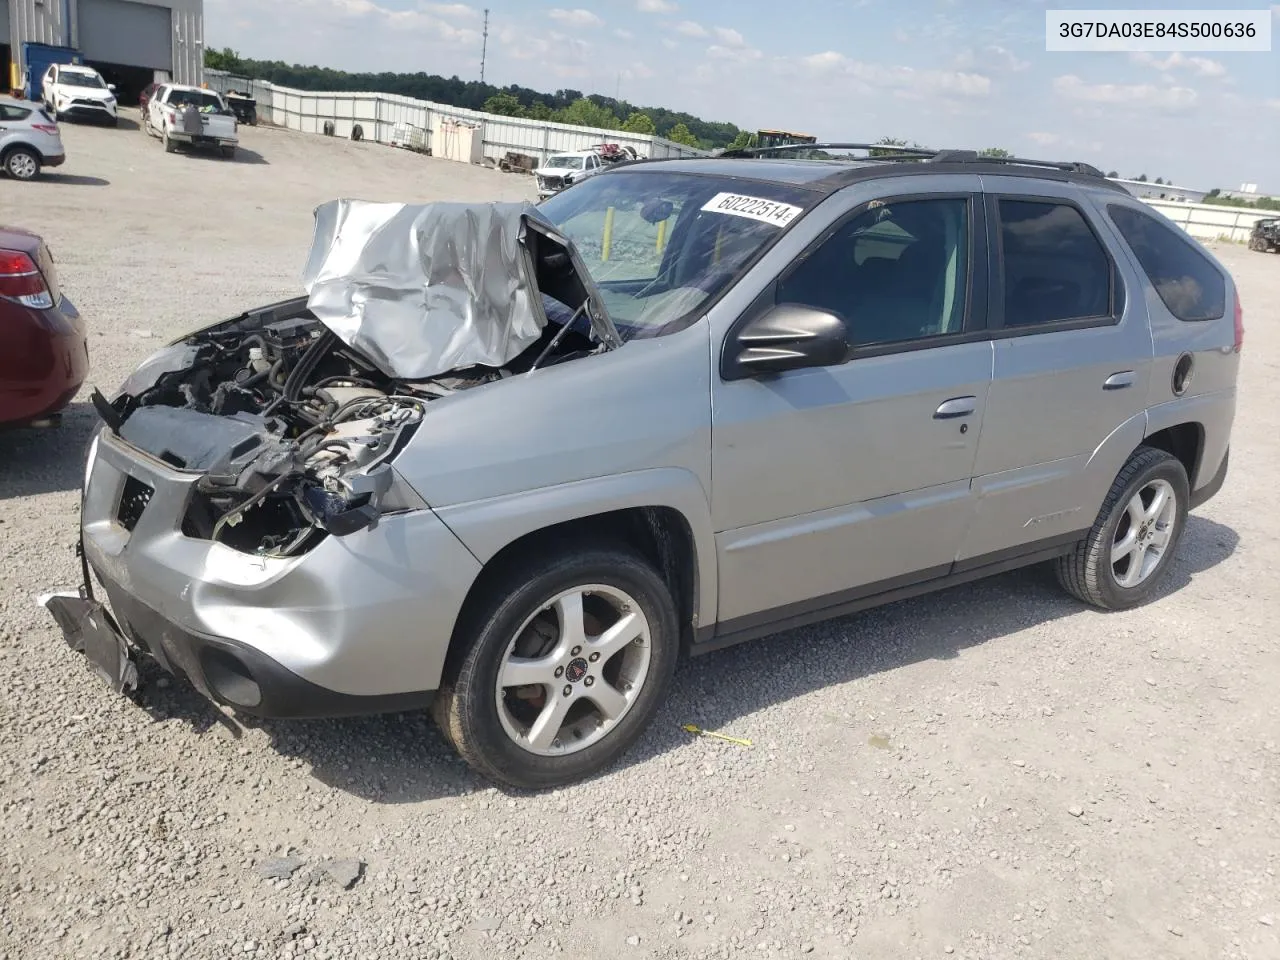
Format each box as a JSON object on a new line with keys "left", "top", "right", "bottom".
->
{"left": 710, "top": 180, "right": 995, "bottom": 629}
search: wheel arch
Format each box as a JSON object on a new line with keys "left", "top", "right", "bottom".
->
{"left": 434, "top": 468, "right": 717, "bottom": 670}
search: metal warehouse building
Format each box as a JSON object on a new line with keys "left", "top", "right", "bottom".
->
{"left": 2, "top": 0, "right": 203, "bottom": 103}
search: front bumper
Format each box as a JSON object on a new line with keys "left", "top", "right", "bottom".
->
{"left": 57, "top": 102, "right": 117, "bottom": 122}
{"left": 49, "top": 427, "right": 482, "bottom": 717}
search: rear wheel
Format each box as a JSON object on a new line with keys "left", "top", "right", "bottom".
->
{"left": 220, "top": 145, "right": 236, "bottom": 160}
{"left": 1056, "top": 446, "right": 1189, "bottom": 610}
{"left": 434, "top": 545, "right": 680, "bottom": 789}
{"left": 3, "top": 147, "right": 41, "bottom": 181}
{"left": 163, "top": 132, "right": 177, "bottom": 154}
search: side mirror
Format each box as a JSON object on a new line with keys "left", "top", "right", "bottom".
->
{"left": 722, "top": 303, "right": 850, "bottom": 380}
{"left": 108, "top": 83, "right": 117, "bottom": 92}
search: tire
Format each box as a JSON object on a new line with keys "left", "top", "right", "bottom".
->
{"left": 220, "top": 145, "right": 236, "bottom": 160}
{"left": 163, "top": 132, "right": 176, "bottom": 154}
{"left": 434, "top": 544, "right": 680, "bottom": 789}
{"left": 1055, "top": 446, "right": 1189, "bottom": 610}
{"left": 3, "top": 147, "right": 41, "bottom": 181}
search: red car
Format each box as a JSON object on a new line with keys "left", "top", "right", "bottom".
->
{"left": 0, "top": 227, "right": 88, "bottom": 428}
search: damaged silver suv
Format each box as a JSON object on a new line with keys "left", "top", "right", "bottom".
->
{"left": 44, "top": 145, "right": 1242, "bottom": 789}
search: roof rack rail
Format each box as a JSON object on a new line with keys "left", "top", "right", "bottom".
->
{"left": 719, "top": 142, "right": 1108, "bottom": 179}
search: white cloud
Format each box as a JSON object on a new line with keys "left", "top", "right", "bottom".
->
{"left": 661, "top": 37, "right": 678, "bottom": 50}
{"left": 637, "top": 0, "right": 677, "bottom": 12}
{"left": 953, "top": 45, "right": 1028, "bottom": 73}
{"left": 1053, "top": 74, "right": 1197, "bottom": 111}
{"left": 418, "top": 2, "right": 480, "bottom": 20}
{"left": 673, "top": 20, "right": 708, "bottom": 38}
{"left": 712, "top": 26, "right": 746, "bottom": 47}
{"left": 801, "top": 51, "right": 991, "bottom": 98}
{"left": 1027, "top": 132, "right": 1059, "bottom": 146}
{"left": 548, "top": 8, "right": 602, "bottom": 28}
{"left": 707, "top": 44, "right": 763, "bottom": 63}
{"left": 1268, "top": 98, "right": 1280, "bottom": 109}
{"left": 613, "top": 27, "right": 634, "bottom": 39}
{"left": 1130, "top": 51, "right": 1226, "bottom": 78}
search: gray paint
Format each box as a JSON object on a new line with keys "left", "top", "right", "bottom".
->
{"left": 79, "top": 0, "right": 171, "bottom": 70}
{"left": 1, "top": 2, "right": 10, "bottom": 44}
{"left": 72, "top": 167, "right": 1240, "bottom": 704}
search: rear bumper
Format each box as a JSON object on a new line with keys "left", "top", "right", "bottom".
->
{"left": 168, "top": 131, "right": 237, "bottom": 147}
{"left": 0, "top": 295, "right": 88, "bottom": 427}
{"left": 1190, "top": 447, "right": 1229, "bottom": 510}
{"left": 42, "top": 153, "right": 66, "bottom": 168}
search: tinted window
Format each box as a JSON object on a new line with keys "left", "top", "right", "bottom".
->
{"left": 1108, "top": 204, "right": 1225, "bottom": 321}
{"left": 999, "top": 199, "right": 1112, "bottom": 326}
{"left": 541, "top": 171, "right": 816, "bottom": 341}
{"left": 777, "top": 197, "right": 970, "bottom": 346}
{"left": 0, "top": 105, "right": 33, "bottom": 121}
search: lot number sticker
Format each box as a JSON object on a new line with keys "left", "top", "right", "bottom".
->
{"left": 700, "top": 192, "right": 803, "bottom": 228}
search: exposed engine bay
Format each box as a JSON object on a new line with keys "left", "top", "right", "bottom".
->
{"left": 97, "top": 295, "right": 598, "bottom": 558}
{"left": 92, "top": 200, "right": 616, "bottom": 558}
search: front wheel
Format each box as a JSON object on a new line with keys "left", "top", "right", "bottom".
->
{"left": 434, "top": 545, "right": 680, "bottom": 789}
{"left": 1056, "top": 447, "right": 1189, "bottom": 610}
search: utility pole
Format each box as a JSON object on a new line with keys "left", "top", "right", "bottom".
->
{"left": 480, "top": 9, "right": 490, "bottom": 84}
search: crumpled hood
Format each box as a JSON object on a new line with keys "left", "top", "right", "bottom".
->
{"left": 301, "top": 199, "right": 555, "bottom": 380}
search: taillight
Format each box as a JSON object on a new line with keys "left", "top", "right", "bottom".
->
{"left": 1233, "top": 290, "right": 1244, "bottom": 353}
{"left": 32, "top": 124, "right": 59, "bottom": 135}
{"left": 0, "top": 249, "right": 55, "bottom": 310}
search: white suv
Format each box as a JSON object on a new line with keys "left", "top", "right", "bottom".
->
{"left": 41, "top": 64, "right": 118, "bottom": 126}
{"left": 534, "top": 150, "right": 605, "bottom": 198}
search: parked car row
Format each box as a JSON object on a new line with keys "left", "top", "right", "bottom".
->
{"left": 2, "top": 68, "right": 242, "bottom": 181}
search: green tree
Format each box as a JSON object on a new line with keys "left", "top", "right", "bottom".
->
{"left": 726, "top": 130, "right": 756, "bottom": 150}
{"left": 483, "top": 92, "right": 525, "bottom": 117}
{"left": 555, "top": 97, "right": 619, "bottom": 130}
{"left": 1154, "top": 176, "right": 1165, "bottom": 185}
{"left": 1136, "top": 173, "right": 1148, "bottom": 182}
{"left": 204, "top": 47, "right": 245, "bottom": 73}
{"left": 1106, "top": 170, "right": 1119, "bottom": 178}
{"left": 1205, "top": 187, "right": 1221, "bottom": 198}
{"left": 620, "top": 111, "right": 656, "bottom": 135}
{"left": 869, "top": 136, "right": 907, "bottom": 157}
{"left": 979, "top": 147, "right": 1011, "bottom": 158}
{"left": 526, "top": 100, "right": 554, "bottom": 121}
{"left": 665, "top": 122, "right": 699, "bottom": 147}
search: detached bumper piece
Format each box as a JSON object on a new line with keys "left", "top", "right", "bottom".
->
{"left": 43, "top": 566, "right": 435, "bottom": 720}
{"left": 41, "top": 590, "right": 139, "bottom": 696}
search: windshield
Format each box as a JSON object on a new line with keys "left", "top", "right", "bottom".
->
{"left": 547, "top": 155, "right": 585, "bottom": 170}
{"left": 60, "top": 72, "right": 106, "bottom": 89}
{"left": 538, "top": 170, "right": 818, "bottom": 340}
{"left": 167, "top": 90, "right": 228, "bottom": 113}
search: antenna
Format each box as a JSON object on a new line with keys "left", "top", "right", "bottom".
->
{"left": 480, "top": 9, "right": 490, "bottom": 83}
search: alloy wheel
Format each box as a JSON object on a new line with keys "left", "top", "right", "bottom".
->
{"left": 1112, "top": 478, "right": 1177, "bottom": 588}
{"left": 495, "top": 584, "right": 652, "bottom": 757}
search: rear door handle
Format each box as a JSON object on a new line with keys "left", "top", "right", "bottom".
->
{"left": 1103, "top": 371, "right": 1135, "bottom": 390}
{"left": 934, "top": 396, "right": 977, "bottom": 419}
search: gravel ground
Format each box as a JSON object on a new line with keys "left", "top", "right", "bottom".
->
{"left": 2, "top": 115, "right": 1278, "bottom": 960}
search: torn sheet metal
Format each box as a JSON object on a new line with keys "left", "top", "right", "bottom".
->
{"left": 302, "top": 199, "right": 554, "bottom": 380}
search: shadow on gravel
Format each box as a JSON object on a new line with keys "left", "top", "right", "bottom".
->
{"left": 40, "top": 174, "right": 111, "bottom": 186}
{"left": 0, "top": 401, "right": 96, "bottom": 500}
{"left": 174, "top": 146, "right": 270, "bottom": 166}
{"left": 142, "top": 513, "right": 1230, "bottom": 803}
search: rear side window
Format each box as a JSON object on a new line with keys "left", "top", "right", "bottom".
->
{"left": 0, "top": 105, "right": 33, "bottom": 121}
{"left": 1108, "top": 204, "right": 1225, "bottom": 321}
{"left": 998, "top": 199, "right": 1113, "bottom": 326}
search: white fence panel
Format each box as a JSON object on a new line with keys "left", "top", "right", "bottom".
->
{"left": 206, "top": 71, "right": 707, "bottom": 163}
{"left": 1141, "top": 198, "right": 1270, "bottom": 243}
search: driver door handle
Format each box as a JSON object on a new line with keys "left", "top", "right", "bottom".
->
{"left": 1104, "top": 370, "right": 1135, "bottom": 390}
{"left": 934, "top": 396, "right": 977, "bottom": 419}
